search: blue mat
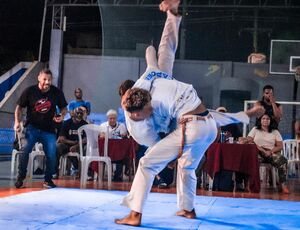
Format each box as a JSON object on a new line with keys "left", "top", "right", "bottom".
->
{"left": 0, "top": 188, "right": 299, "bottom": 230}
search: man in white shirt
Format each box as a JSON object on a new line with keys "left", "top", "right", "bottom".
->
{"left": 116, "top": 0, "right": 264, "bottom": 226}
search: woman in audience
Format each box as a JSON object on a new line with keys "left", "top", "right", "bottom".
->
{"left": 247, "top": 113, "right": 289, "bottom": 194}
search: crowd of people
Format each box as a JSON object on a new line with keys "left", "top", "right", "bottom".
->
{"left": 11, "top": 0, "right": 296, "bottom": 227}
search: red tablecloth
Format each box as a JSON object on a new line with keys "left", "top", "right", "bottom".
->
{"left": 203, "top": 143, "right": 260, "bottom": 193}
{"left": 91, "top": 137, "right": 138, "bottom": 175}
{"left": 98, "top": 137, "right": 137, "bottom": 161}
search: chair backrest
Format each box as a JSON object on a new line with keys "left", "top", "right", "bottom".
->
{"left": 78, "top": 124, "right": 102, "bottom": 158}
{"left": 283, "top": 139, "right": 300, "bottom": 162}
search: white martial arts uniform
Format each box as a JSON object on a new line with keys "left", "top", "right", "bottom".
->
{"left": 122, "top": 11, "right": 250, "bottom": 213}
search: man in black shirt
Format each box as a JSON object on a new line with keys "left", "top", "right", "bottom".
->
{"left": 14, "top": 69, "right": 68, "bottom": 189}
{"left": 56, "top": 107, "right": 87, "bottom": 176}
{"left": 255, "top": 85, "right": 282, "bottom": 127}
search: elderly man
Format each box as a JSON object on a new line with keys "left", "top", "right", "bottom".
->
{"left": 14, "top": 69, "right": 67, "bottom": 189}
{"left": 116, "top": 0, "right": 264, "bottom": 226}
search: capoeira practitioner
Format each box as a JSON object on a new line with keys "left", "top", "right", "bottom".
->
{"left": 116, "top": 0, "right": 264, "bottom": 226}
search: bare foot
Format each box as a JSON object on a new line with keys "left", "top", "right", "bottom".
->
{"left": 159, "top": 0, "right": 180, "bottom": 14}
{"left": 245, "top": 105, "right": 265, "bottom": 118}
{"left": 115, "top": 211, "right": 142, "bottom": 226}
{"left": 176, "top": 209, "right": 196, "bottom": 219}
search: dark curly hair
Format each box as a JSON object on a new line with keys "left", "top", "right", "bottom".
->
{"left": 118, "top": 79, "right": 135, "bottom": 97}
{"left": 122, "top": 88, "right": 151, "bottom": 112}
{"left": 255, "top": 113, "right": 278, "bottom": 132}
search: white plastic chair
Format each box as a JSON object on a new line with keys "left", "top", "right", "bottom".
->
{"left": 11, "top": 122, "right": 45, "bottom": 179}
{"left": 11, "top": 133, "right": 45, "bottom": 180}
{"left": 283, "top": 139, "right": 300, "bottom": 177}
{"left": 59, "top": 151, "right": 80, "bottom": 176}
{"left": 78, "top": 124, "right": 112, "bottom": 188}
{"left": 259, "top": 163, "right": 278, "bottom": 188}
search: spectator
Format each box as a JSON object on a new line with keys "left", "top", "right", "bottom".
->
{"left": 78, "top": 105, "right": 91, "bottom": 123}
{"left": 247, "top": 113, "right": 289, "bottom": 194}
{"left": 56, "top": 107, "right": 88, "bottom": 177}
{"left": 216, "top": 106, "right": 242, "bottom": 142}
{"left": 14, "top": 68, "right": 67, "bottom": 189}
{"left": 99, "top": 109, "right": 128, "bottom": 139}
{"left": 68, "top": 88, "right": 91, "bottom": 118}
{"left": 99, "top": 109, "right": 128, "bottom": 181}
{"left": 216, "top": 106, "right": 245, "bottom": 191}
{"left": 254, "top": 85, "right": 282, "bottom": 127}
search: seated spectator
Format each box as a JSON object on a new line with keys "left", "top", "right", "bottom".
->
{"left": 216, "top": 106, "right": 245, "bottom": 191}
{"left": 99, "top": 109, "right": 128, "bottom": 181}
{"left": 68, "top": 88, "right": 91, "bottom": 118}
{"left": 56, "top": 107, "right": 88, "bottom": 177}
{"left": 247, "top": 113, "right": 289, "bottom": 194}
{"left": 216, "top": 106, "right": 242, "bottom": 142}
{"left": 78, "top": 105, "right": 91, "bottom": 123}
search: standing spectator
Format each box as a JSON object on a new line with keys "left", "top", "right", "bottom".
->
{"left": 68, "top": 88, "right": 91, "bottom": 118}
{"left": 255, "top": 85, "right": 282, "bottom": 127}
{"left": 14, "top": 68, "right": 67, "bottom": 189}
{"left": 56, "top": 107, "right": 88, "bottom": 177}
{"left": 247, "top": 113, "right": 289, "bottom": 194}
{"left": 99, "top": 109, "right": 128, "bottom": 181}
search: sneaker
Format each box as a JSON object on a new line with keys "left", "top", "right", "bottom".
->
{"left": 157, "top": 178, "right": 168, "bottom": 189}
{"left": 15, "top": 179, "right": 24, "bottom": 189}
{"left": 70, "top": 169, "right": 79, "bottom": 177}
{"left": 43, "top": 180, "right": 57, "bottom": 189}
{"left": 52, "top": 174, "right": 58, "bottom": 179}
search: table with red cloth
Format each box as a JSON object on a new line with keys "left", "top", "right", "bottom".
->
{"left": 91, "top": 137, "right": 138, "bottom": 178}
{"left": 98, "top": 137, "right": 137, "bottom": 161}
{"left": 203, "top": 142, "right": 260, "bottom": 193}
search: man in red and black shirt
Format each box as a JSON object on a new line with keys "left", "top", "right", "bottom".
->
{"left": 14, "top": 68, "right": 68, "bottom": 189}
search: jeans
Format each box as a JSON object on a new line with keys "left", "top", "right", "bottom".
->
{"left": 18, "top": 124, "right": 57, "bottom": 182}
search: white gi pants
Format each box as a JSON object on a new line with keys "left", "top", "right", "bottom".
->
{"left": 121, "top": 115, "right": 217, "bottom": 213}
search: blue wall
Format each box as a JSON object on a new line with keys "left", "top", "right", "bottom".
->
{"left": 0, "top": 68, "right": 27, "bottom": 101}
